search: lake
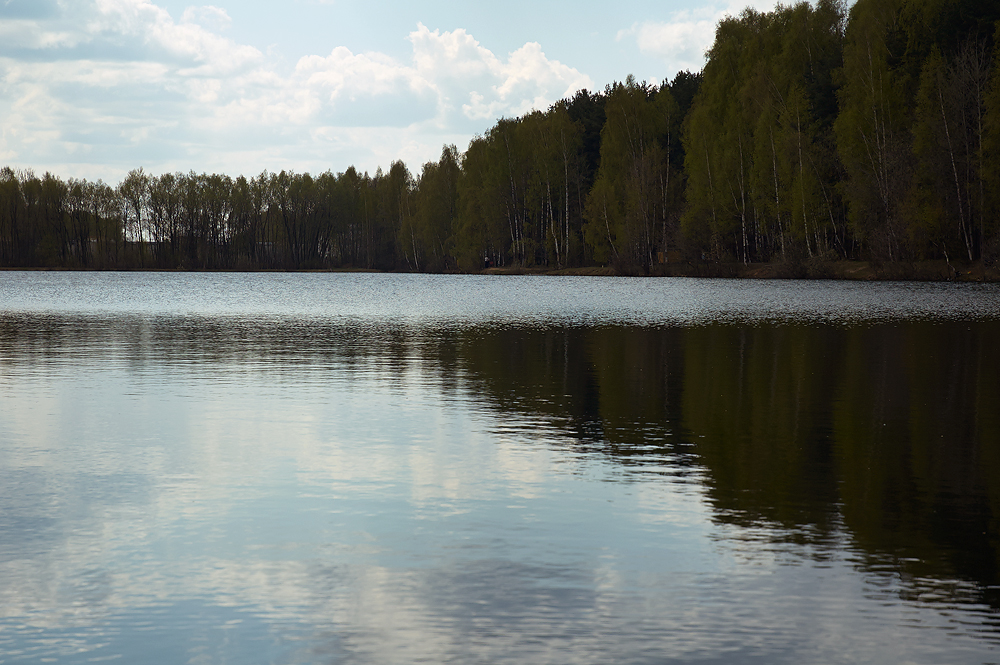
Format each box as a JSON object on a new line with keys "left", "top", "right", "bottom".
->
{"left": 1, "top": 271, "right": 999, "bottom": 664}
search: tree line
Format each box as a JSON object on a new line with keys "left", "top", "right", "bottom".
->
{"left": 3, "top": 0, "right": 1000, "bottom": 272}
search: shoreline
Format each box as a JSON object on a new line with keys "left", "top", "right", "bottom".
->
{"left": 481, "top": 259, "right": 1000, "bottom": 281}
{"left": 2, "top": 260, "right": 999, "bottom": 282}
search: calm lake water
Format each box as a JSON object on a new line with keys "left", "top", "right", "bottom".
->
{"left": 1, "top": 271, "right": 1000, "bottom": 664}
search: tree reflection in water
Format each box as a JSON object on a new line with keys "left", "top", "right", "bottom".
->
{"left": 2, "top": 306, "right": 1000, "bottom": 662}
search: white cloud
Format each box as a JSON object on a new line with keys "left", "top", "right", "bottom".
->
{"left": 293, "top": 24, "right": 591, "bottom": 128}
{"left": 180, "top": 5, "right": 232, "bottom": 31}
{"left": 91, "top": 0, "right": 262, "bottom": 74}
{"left": 0, "top": 17, "right": 83, "bottom": 49}
{"left": 410, "top": 23, "right": 496, "bottom": 82}
{"left": 618, "top": 1, "right": 780, "bottom": 76}
{"left": 411, "top": 23, "right": 589, "bottom": 123}
{"left": 0, "top": 1, "right": 593, "bottom": 182}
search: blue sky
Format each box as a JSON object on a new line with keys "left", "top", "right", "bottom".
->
{"left": 0, "top": 0, "right": 777, "bottom": 183}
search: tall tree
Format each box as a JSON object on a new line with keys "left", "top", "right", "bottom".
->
{"left": 584, "top": 77, "right": 671, "bottom": 271}
{"left": 411, "top": 145, "right": 460, "bottom": 271}
{"left": 118, "top": 168, "right": 150, "bottom": 267}
{"left": 834, "top": 0, "right": 912, "bottom": 262}
{"left": 684, "top": 2, "right": 845, "bottom": 263}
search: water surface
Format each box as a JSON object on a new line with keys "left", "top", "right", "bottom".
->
{"left": 1, "top": 272, "right": 999, "bottom": 664}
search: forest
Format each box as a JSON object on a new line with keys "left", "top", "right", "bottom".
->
{"left": 3, "top": 0, "right": 1000, "bottom": 273}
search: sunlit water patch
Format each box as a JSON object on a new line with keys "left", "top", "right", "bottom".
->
{"left": 1, "top": 271, "right": 999, "bottom": 326}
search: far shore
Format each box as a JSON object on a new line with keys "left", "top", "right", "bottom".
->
{"left": 3, "top": 260, "right": 999, "bottom": 282}
{"left": 481, "top": 259, "right": 1000, "bottom": 281}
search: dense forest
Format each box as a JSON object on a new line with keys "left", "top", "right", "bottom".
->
{"left": 3, "top": 0, "right": 1000, "bottom": 273}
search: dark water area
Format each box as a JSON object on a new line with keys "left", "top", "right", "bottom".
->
{"left": 1, "top": 272, "right": 999, "bottom": 664}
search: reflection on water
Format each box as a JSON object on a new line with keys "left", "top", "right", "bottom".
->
{"left": 1, "top": 272, "right": 999, "bottom": 664}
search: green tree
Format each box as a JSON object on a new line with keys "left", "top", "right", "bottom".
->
{"left": 148, "top": 172, "right": 187, "bottom": 266}
{"left": 684, "top": 2, "right": 845, "bottom": 264}
{"left": 411, "top": 145, "right": 460, "bottom": 271}
{"left": 453, "top": 135, "right": 507, "bottom": 271}
{"left": 584, "top": 76, "right": 672, "bottom": 271}
{"left": 980, "top": 24, "right": 1000, "bottom": 264}
{"left": 0, "top": 167, "right": 26, "bottom": 266}
{"left": 834, "top": 0, "right": 912, "bottom": 262}
{"left": 118, "top": 168, "right": 150, "bottom": 267}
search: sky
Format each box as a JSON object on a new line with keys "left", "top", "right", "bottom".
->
{"left": 0, "top": 0, "right": 779, "bottom": 183}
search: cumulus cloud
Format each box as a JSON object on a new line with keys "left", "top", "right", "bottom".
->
{"left": 0, "top": 1, "right": 593, "bottom": 181}
{"left": 89, "top": 0, "right": 262, "bottom": 74}
{"left": 617, "top": 0, "right": 780, "bottom": 76}
{"left": 291, "top": 24, "right": 590, "bottom": 129}
{"left": 180, "top": 5, "right": 232, "bottom": 31}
